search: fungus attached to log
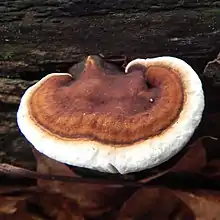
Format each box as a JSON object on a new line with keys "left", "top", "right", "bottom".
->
{"left": 17, "top": 55, "right": 205, "bottom": 174}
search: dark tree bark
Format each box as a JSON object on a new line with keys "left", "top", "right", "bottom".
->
{"left": 0, "top": 0, "right": 220, "bottom": 79}
{"left": 0, "top": 0, "right": 220, "bottom": 168}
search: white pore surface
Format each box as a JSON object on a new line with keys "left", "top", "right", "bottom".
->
{"left": 17, "top": 57, "right": 205, "bottom": 174}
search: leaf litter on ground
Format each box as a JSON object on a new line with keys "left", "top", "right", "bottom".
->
{"left": 1, "top": 135, "right": 220, "bottom": 219}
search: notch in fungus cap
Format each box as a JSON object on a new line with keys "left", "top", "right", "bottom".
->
{"left": 17, "top": 55, "right": 205, "bottom": 174}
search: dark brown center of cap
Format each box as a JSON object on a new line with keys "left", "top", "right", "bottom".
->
{"left": 29, "top": 55, "right": 184, "bottom": 145}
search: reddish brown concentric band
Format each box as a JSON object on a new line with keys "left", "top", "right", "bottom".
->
{"left": 28, "top": 62, "right": 184, "bottom": 146}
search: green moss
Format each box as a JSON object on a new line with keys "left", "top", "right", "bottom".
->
{"left": 0, "top": 44, "right": 27, "bottom": 61}
{"left": 0, "top": 51, "right": 13, "bottom": 60}
{"left": 209, "top": 8, "right": 220, "bottom": 14}
{"left": 199, "top": 7, "right": 220, "bottom": 15}
{"left": 0, "top": 44, "right": 17, "bottom": 60}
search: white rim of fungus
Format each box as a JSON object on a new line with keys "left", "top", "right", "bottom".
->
{"left": 17, "top": 56, "right": 205, "bottom": 174}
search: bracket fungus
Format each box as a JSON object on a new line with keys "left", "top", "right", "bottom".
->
{"left": 17, "top": 55, "right": 204, "bottom": 174}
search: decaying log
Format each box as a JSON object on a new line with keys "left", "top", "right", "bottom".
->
{"left": 0, "top": 79, "right": 36, "bottom": 168}
{"left": 0, "top": 0, "right": 220, "bottom": 79}
{"left": 202, "top": 53, "right": 220, "bottom": 113}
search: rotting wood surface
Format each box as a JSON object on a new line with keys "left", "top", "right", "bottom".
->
{"left": 0, "top": 0, "right": 220, "bottom": 79}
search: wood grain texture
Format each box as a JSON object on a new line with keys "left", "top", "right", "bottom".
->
{"left": 0, "top": 0, "right": 219, "bottom": 79}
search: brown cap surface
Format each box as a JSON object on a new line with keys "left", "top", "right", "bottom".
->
{"left": 27, "top": 56, "right": 184, "bottom": 145}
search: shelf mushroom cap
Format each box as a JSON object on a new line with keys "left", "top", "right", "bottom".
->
{"left": 17, "top": 55, "right": 205, "bottom": 174}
